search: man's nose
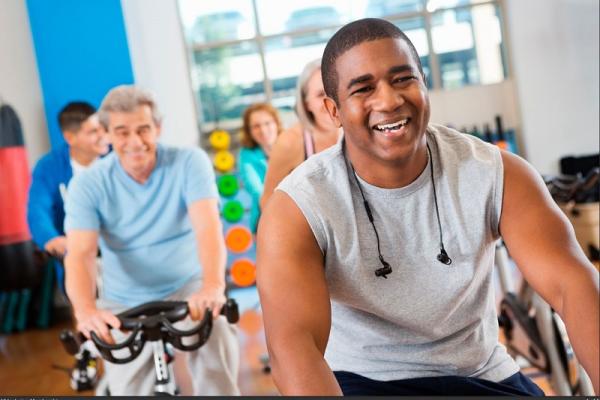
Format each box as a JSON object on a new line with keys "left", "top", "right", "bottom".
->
{"left": 96, "top": 134, "right": 108, "bottom": 145}
{"left": 125, "top": 132, "right": 144, "bottom": 147}
{"left": 95, "top": 130, "right": 108, "bottom": 142}
{"left": 371, "top": 83, "right": 404, "bottom": 113}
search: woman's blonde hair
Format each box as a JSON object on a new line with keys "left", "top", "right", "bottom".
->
{"left": 295, "top": 58, "right": 322, "bottom": 132}
{"left": 240, "top": 103, "right": 283, "bottom": 148}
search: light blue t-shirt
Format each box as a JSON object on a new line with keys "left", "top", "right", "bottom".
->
{"left": 65, "top": 145, "right": 218, "bottom": 306}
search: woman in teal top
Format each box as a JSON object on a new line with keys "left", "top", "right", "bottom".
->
{"left": 239, "top": 103, "right": 282, "bottom": 232}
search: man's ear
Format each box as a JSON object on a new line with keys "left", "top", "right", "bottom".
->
{"left": 63, "top": 130, "right": 76, "bottom": 146}
{"left": 155, "top": 120, "right": 162, "bottom": 138}
{"left": 323, "top": 97, "right": 342, "bottom": 128}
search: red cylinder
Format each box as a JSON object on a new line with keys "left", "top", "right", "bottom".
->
{"left": 0, "top": 146, "right": 31, "bottom": 245}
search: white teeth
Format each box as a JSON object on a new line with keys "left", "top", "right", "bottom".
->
{"left": 375, "top": 119, "right": 408, "bottom": 131}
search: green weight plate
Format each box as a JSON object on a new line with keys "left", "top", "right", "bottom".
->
{"left": 217, "top": 175, "right": 239, "bottom": 197}
{"left": 222, "top": 200, "right": 244, "bottom": 223}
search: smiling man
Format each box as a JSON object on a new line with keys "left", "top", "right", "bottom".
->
{"left": 28, "top": 102, "right": 108, "bottom": 260}
{"left": 257, "top": 18, "right": 599, "bottom": 396}
{"left": 28, "top": 102, "right": 108, "bottom": 294}
{"left": 63, "top": 86, "right": 240, "bottom": 395}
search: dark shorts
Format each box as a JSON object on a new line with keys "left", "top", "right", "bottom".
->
{"left": 334, "top": 370, "right": 545, "bottom": 396}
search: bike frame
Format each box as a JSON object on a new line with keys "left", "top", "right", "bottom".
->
{"left": 494, "top": 242, "right": 594, "bottom": 395}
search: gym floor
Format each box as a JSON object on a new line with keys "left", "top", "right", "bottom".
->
{"left": 0, "top": 285, "right": 553, "bottom": 396}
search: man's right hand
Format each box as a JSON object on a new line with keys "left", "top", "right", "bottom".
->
{"left": 44, "top": 236, "right": 67, "bottom": 258}
{"left": 75, "top": 307, "right": 121, "bottom": 345}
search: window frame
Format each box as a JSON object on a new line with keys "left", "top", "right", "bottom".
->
{"left": 179, "top": 0, "right": 510, "bottom": 131}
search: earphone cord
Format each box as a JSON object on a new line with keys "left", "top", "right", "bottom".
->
{"left": 349, "top": 140, "right": 449, "bottom": 269}
{"left": 350, "top": 165, "right": 388, "bottom": 267}
{"left": 427, "top": 142, "right": 446, "bottom": 254}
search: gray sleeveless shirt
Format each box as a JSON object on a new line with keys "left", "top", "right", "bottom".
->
{"left": 277, "top": 124, "right": 519, "bottom": 382}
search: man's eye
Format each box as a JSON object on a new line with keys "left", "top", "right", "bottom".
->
{"left": 351, "top": 86, "right": 372, "bottom": 95}
{"left": 394, "top": 76, "right": 415, "bottom": 84}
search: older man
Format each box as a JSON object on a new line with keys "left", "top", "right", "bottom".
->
{"left": 64, "top": 85, "right": 239, "bottom": 395}
{"left": 257, "top": 18, "right": 599, "bottom": 396}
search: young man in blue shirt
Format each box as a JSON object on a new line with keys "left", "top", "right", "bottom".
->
{"left": 27, "top": 102, "right": 108, "bottom": 286}
{"left": 64, "top": 85, "right": 239, "bottom": 395}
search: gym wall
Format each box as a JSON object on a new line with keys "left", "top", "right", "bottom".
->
{"left": 0, "top": 0, "right": 48, "bottom": 165}
{"left": 26, "top": 0, "right": 134, "bottom": 149}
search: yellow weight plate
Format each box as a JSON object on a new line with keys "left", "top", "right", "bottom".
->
{"left": 213, "top": 150, "right": 235, "bottom": 172}
{"left": 209, "top": 130, "right": 231, "bottom": 150}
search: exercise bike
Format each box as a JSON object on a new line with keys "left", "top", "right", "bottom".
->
{"left": 60, "top": 298, "right": 239, "bottom": 395}
{"left": 495, "top": 168, "right": 598, "bottom": 396}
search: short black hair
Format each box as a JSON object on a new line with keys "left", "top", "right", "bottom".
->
{"left": 322, "top": 18, "right": 423, "bottom": 104}
{"left": 58, "top": 101, "right": 96, "bottom": 132}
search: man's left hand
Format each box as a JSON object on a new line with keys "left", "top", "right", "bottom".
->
{"left": 186, "top": 283, "right": 226, "bottom": 320}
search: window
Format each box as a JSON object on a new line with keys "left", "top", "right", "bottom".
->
{"left": 430, "top": 3, "right": 506, "bottom": 88}
{"left": 264, "top": 29, "right": 336, "bottom": 113}
{"left": 178, "top": 0, "right": 508, "bottom": 131}
{"left": 192, "top": 42, "right": 265, "bottom": 124}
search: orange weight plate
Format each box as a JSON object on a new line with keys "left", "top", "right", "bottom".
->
{"left": 230, "top": 258, "right": 256, "bottom": 287}
{"left": 225, "top": 226, "right": 252, "bottom": 253}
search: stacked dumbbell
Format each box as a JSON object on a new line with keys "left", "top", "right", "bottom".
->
{"left": 208, "top": 130, "right": 257, "bottom": 289}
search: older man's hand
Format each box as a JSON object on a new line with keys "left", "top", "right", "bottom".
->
{"left": 187, "top": 283, "right": 226, "bottom": 320}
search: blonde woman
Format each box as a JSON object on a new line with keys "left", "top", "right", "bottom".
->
{"left": 260, "top": 59, "right": 341, "bottom": 210}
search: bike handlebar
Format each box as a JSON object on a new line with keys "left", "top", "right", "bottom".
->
{"left": 60, "top": 298, "right": 239, "bottom": 364}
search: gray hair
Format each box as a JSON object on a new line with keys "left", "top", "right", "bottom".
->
{"left": 294, "top": 58, "right": 322, "bottom": 132}
{"left": 98, "top": 85, "right": 162, "bottom": 128}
